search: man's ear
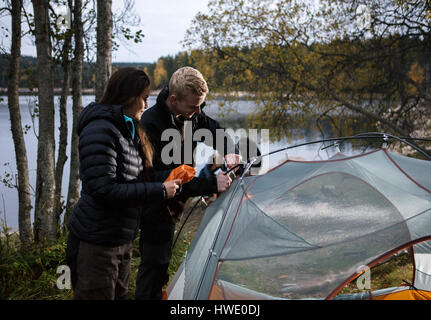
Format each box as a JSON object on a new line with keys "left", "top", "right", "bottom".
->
{"left": 169, "top": 94, "right": 177, "bottom": 105}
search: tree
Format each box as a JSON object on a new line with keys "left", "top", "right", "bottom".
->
{"left": 1, "top": 0, "right": 145, "bottom": 239}
{"left": 95, "top": 0, "right": 112, "bottom": 101}
{"left": 51, "top": 1, "right": 73, "bottom": 227}
{"left": 65, "top": 0, "right": 83, "bottom": 226}
{"left": 185, "top": 0, "right": 431, "bottom": 151}
{"left": 7, "top": 0, "right": 32, "bottom": 244}
{"left": 316, "top": 0, "right": 431, "bottom": 140}
{"left": 31, "top": 0, "right": 57, "bottom": 241}
{"left": 153, "top": 58, "right": 168, "bottom": 89}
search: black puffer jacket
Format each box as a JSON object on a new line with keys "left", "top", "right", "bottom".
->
{"left": 141, "top": 86, "right": 237, "bottom": 197}
{"left": 139, "top": 87, "right": 236, "bottom": 243}
{"left": 67, "top": 102, "right": 165, "bottom": 245}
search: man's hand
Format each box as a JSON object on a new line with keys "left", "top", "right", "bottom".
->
{"left": 216, "top": 171, "right": 232, "bottom": 193}
{"left": 163, "top": 179, "right": 181, "bottom": 198}
{"left": 224, "top": 153, "right": 242, "bottom": 171}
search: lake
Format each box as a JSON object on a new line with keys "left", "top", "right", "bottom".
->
{"left": 0, "top": 95, "right": 355, "bottom": 231}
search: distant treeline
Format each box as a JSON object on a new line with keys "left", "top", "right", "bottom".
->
{"left": 0, "top": 35, "right": 429, "bottom": 95}
{"left": 0, "top": 55, "right": 153, "bottom": 92}
{"left": 0, "top": 49, "right": 255, "bottom": 94}
{"left": 0, "top": 52, "right": 211, "bottom": 93}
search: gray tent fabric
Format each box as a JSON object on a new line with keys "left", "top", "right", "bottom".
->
{"left": 167, "top": 149, "right": 431, "bottom": 300}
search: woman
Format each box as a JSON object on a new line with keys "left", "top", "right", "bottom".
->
{"left": 66, "top": 68, "right": 180, "bottom": 300}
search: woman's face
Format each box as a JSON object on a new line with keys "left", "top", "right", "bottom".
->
{"left": 124, "top": 86, "right": 150, "bottom": 120}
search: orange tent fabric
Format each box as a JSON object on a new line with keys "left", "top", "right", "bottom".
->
{"left": 165, "top": 165, "right": 196, "bottom": 184}
{"left": 372, "top": 289, "right": 431, "bottom": 300}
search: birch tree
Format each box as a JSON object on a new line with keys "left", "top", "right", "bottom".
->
{"left": 51, "top": 1, "right": 73, "bottom": 227}
{"left": 31, "top": 0, "right": 57, "bottom": 241}
{"left": 7, "top": 0, "right": 32, "bottom": 244}
{"left": 95, "top": 0, "right": 112, "bottom": 101}
{"left": 65, "top": 0, "right": 83, "bottom": 225}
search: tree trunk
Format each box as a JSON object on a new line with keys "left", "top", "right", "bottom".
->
{"left": 54, "top": 32, "right": 72, "bottom": 228}
{"left": 425, "top": 36, "right": 431, "bottom": 95}
{"left": 95, "top": 0, "right": 113, "bottom": 102}
{"left": 8, "top": 0, "right": 32, "bottom": 244}
{"left": 32, "top": 0, "right": 57, "bottom": 242}
{"left": 65, "top": 0, "right": 83, "bottom": 226}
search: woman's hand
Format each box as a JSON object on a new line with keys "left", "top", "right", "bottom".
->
{"left": 163, "top": 179, "right": 181, "bottom": 199}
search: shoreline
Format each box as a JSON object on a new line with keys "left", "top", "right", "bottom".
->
{"left": 0, "top": 89, "right": 161, "bottom": 96}
{"left": 0, "top": 89, "right": 256, "bottom": 99}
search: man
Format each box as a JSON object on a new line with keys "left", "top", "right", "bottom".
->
{"left": 136, "top": 66, "right": 240, "bottom": 300}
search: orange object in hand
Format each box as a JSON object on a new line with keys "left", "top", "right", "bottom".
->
{"left": 164, "top": 164, "right": 196, "bottom": 184}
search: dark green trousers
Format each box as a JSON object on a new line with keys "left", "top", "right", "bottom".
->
{"left": 66, "top": 233, "right": 133, "bottom": 300}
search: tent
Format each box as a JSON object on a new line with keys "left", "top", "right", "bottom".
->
{"left": 166, "top": 146, "right": 431, "bottom": 300}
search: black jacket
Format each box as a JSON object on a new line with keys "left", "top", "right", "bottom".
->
{"left": 141, "top": 86, "right": 235, "bottom": 197}
{"left": 139, "top": 87, "right": 235, "bottom": 242}
{"left": 67, "top": 102, "right": 166, "bottom": 245}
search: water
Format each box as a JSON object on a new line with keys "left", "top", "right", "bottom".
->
{"left": 0, "top": 95, "right": 350, "bottom": 231}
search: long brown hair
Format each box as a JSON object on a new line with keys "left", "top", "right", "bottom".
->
{"left": 100, "top": 68, "right": 154, "bottom": 170}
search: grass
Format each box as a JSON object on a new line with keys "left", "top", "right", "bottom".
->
{"left": 0, "top": 226, "right": 190, "bottom": 300}
{"left": 339, "top": 250, "right": 413, "bottom": 296}
{"left": 0, "top": 198, "right": 204, "bottom": 300}
{"left": 0, "top": 221, "right": 73, "bottom": 300}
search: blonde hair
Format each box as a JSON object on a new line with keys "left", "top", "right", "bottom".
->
{"left": 169, "top": 66, "right": 209, "bottom": 100}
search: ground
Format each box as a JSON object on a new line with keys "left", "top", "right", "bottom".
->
{"left": 128, "top": 196, "right": 208, "bottom": 299}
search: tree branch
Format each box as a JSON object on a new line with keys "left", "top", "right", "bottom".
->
{"left": 0, "top": 7, "right": 12, "bottom": 14}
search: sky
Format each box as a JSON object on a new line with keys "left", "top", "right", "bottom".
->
{"left": 112, "top": 0, "right": 210, "bottom": 63}
{"left": 0, "top": 0, "right": 210, "bottom": 63}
